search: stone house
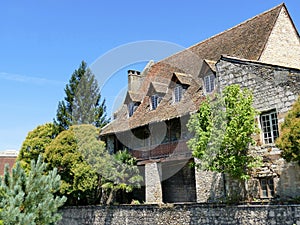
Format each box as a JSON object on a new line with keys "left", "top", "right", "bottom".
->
{"left": 100, "top": 3, "right": 300, "bottom": 203}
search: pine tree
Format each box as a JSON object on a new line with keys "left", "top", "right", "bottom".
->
{"left": 0, "top": 156, "right": 66, "bottom": 225}
{"left": 54, "top": 61, "right": 109, "bottom": 132}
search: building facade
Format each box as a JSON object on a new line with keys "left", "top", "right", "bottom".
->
{"left": 100, "top": 4, "right": 300, "bottom": 203}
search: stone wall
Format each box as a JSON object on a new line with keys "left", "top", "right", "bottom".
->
{"left": 145, "top": 162, "right": 163, "bottom": 203}
{"left": 162, "top": 160, "right": 196, "bottom": 203}
{"left": 259, "top": 7, "right": 300, "bottom": 69}
{"left": 58, "top": 204, "right": 300, "bottom": 225}
{"left": 214, "top": 56, "right": 300, "bottom": 201}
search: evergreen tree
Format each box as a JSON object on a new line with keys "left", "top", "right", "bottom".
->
{"left": 54, "top": 61, "right": 109, "bottom": 132}
{"left": 0, "top": 156, "right": 66, "bottom": 225}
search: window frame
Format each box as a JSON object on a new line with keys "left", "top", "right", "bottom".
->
{"left": 203, "top": 74, "right": 215, "bottom": 94}
{"left": 150, "top": 94, "right": 161, "bottom": 110}
{"left": 259, "top": 177, "right": 275, "bottom": 198}
{"left": 173, "top": 84, "right": 187, "bottom": 103}
{"left": 128, "top": 102, "right": 140, "bottom": 117}
{"left": 260, "top": 109, "right": 279, "bottom": 144}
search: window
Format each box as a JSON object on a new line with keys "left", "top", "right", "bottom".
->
{"left": 150, "top": 95, "right": 161, "bottom": 110}
{"left": 260, "top": 110, "right": 279, "bottom": 144}
{"left": 174, "top": 85, "right": 183, "bottom": 103}
{"left": 128, "top": 102, "right": 140, "bottom": 117}
{"left": 204, "top": 74, "right": 215, "bottom": 93}
{"left": 259, "top": 177, "right": 275, "bottom": 198}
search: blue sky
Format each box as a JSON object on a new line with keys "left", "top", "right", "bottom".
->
{"left": 0, "top": 0, "right": 299, "bottom": 151}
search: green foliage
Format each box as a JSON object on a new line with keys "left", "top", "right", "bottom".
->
{"left": 100, "top": 149, "right": 143, "bottom": 205}
{"left": 187, "top": 84, "right": 261, "bottom": 180}
{"left": 0, "top": 156, "right": 66, "bottom": 225}
{"left": 44, "top": 125, "right": 100, "bottom": 205}
{"left": 54, "top": 61, "right": 109, "bottom": 132}
{"left": 276, "top": 97, "right": 300, "bottom": 164}
{"left": 17, "top": 123, "right": 57, "bottom": 171}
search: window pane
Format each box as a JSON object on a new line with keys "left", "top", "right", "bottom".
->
{"left": 204, "top": 74, "right": 215, "bottom": 93}
{"left": 174, "top": 85, "right": 182, "bottom": 102}
{"left": 260, "top": 179, "right": 268, "bottom": 198}
{"left": 260, "top": 110, "right": 278, "bottom": 144}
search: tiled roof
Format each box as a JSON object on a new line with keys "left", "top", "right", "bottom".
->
{"left": 100, "top": 4, "right": 285, "bottom": 136}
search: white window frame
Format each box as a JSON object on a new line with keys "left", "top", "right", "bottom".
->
{"left": 204, "top": 74, "right": 215, "bottom": 93}
{"left": 150, "top": 95, "right": 161, "bottom": 110}
{"left": 174, "top": 84, "right": 183, "bottom": 103}
{"left": 260, "top": 109, "right": 279, "bottom": 144}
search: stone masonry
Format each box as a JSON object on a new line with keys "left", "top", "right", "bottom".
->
{"left": 59, "top": 204, "right": 300, "bottom": 225}
{"left": 145, "top": 162, "right": 163, "bottom": 203}
{"left": 212, "top": 56, "right": 300, "bottom": 201}
{"left": 259, "top": 7, "right": 300, "bottom": 69}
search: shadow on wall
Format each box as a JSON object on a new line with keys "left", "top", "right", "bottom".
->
{"left": 277, "top": 162, "right": 300, "bottom": 201}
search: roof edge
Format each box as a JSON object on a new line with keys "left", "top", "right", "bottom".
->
{"left": 219, "top": 55, "right": 300, "bottom": 72}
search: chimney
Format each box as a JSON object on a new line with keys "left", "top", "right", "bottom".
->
{"left": 128, "top": 70, "right": 143, "bottom": 92}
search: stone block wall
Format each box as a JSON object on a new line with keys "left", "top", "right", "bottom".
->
{"left": 214, "top": 56, "right": 300, "bottom": 201}
{"left": 194, "top": 158, "right": 225, "bottom": 203}
{"left": 259, "top": 7, "right": 300, "bottom": 69}
{"left": 145, "top": 162, "right": 163, "bottom": 203}
{"left": 58, "top": 204, "right": 300, "bottom": 225}
{"left": 162, "top": 160, "right": 196, "bottom": 203}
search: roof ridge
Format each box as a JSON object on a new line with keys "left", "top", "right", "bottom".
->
{"left": 160, "top": 3, "right": 284, "bottom": 64}
{"left": 188, "top": 3, "right": 283, "bottom": 50}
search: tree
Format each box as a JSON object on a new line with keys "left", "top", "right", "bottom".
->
{"left": 276, "top": 97, "right": 300, "bottom": 164}
{"left": 43, "top": 125, "right": 100, "bottom": 205}
{"left": 17, "top": 123, "right": 57, "bottom": 171}
{"left": 0, "top": 156, "right": 66, "bottom": 225}
{"left": 54, "top": 61, "right": 109, "bottom": 132}
{"left": 187, "top": 85, "right": 261, "bottom": 181}
{"left": 72, "top": 125, "right": 143, "bottom": 205}
{"left": 101, "top": 150, "right": 143, "bottom": 205}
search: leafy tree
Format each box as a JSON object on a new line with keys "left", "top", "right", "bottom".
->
{"left": 187, "top": 85, "right": 261, "bottom": 181}
{"left": 0, "top": 156, "right": 66, "bottom": 225}
{"left": 73, "top": 125, "right": 143, "bottom": 205}
{"left": 17, "top": 123, "right": 57, "bottom": 171}
{"left": 43, "top": 125, "right": 100, "bottom": 205}
{"left": 276, "top": 97, "right": 300, "bottom": 164}
{"left": 54, "top": 61, "right": 109, "bottom": 132}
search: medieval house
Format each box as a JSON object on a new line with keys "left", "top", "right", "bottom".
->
{"left": 100, "top": 4, "right": 300, "bottom": 203}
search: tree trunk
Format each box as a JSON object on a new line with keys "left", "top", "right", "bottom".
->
{"left": 106, "top": 189, "right": 115, "bottom": 205}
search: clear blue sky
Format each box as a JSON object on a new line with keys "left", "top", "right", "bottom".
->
{"left": 0, "top": 0, "right": 299, "bottom": 151}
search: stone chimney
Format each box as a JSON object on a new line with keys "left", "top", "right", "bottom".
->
{"left": 128, "top": 70, "right": 143, "bottom": 92}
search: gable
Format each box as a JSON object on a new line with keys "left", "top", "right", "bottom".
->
{"left": 260, "top": 6, "right": 300, "bottom": 69}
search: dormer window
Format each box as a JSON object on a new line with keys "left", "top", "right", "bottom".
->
{"left": 150, "top": 95, "right": 161, "bottom": 110}
{"left": 128, "top": 102, "right": 140, "bottom": 117}
{"left": 173, "top": 84, "right": 187, "bottom": 103}
{"left": 204, "top": 74, "right": 215, "bottom": 93}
